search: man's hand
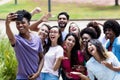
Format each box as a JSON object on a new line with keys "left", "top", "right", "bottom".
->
{"left": 28, "top": 72, "right": 39, "bottom": 80}
{"left": 6, "top": 13, "right": 17, "bottom": 25}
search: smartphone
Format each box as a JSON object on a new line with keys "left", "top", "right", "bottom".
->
{"left": 16, "top": 14, "right": 23, "bottom": 21}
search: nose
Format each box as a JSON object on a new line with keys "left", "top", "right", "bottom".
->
{"left": 19, "top": 23, "right": 23, "bottom": 26}
{"left": 69, "top": 40, "right": 73, "bottom": 44}
{"left": 82, "top": 38, "right": 86, "bottom": 42}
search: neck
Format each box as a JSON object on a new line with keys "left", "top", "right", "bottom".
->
{"left": 66, "top": 48, "right": 72, "bottom": 59}
{"left": 51, "top": 42, "right": 57, "bottom": 47}
{"left": 20, "top": 32, "right": 31, "bottom": 40}
{"left": 94, "top": 53, "right": 102, "bottom": 63}
{"left": 41, "top": 38, "right": 45, "bottom": 45}
{"left": 110, "top": 36, "right": 116, "bottom": 44}
{"left": 61, "top": 28, "right": 65, "bottom": 32}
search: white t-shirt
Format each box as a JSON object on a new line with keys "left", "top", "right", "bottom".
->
{"left": 41, "top": 45, "right": 64, "bottom": 76}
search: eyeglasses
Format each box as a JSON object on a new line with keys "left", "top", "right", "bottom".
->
{"left": 49, "top": 30, "right": 59, "bottom": 34}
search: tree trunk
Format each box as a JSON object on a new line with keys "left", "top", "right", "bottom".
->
{"left": 115, "top": 0, "right": 119, "bottom": 6}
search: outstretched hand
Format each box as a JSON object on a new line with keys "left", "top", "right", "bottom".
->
{"left": 31, "top": 7, "right": 42, "bottom": 16}
{"left": 101, "top": 61, "right": 113, "bottom": 70}
{"left": 28, "top": 72, "right": 39, "bottom": 80}
{"left": 40, "top": 12, "right": 52, "bottom": 22}
{"left": 70, "top": 72, "right": 89, "bottom": 80}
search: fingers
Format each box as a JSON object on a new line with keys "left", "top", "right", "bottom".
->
{"left": 31, "top": 7, "right": 42, "bottom": 16}
{"left": 7, "top": 13, "right": 17, "bottom": 21}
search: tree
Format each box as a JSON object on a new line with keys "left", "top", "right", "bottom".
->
{"left": 115, "top": 0, "right": 119, "bottom": 6}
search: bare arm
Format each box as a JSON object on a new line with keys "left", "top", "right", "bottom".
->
{"left": 6, "top": 13, "right": 17, "bottom": 45}
{"left": 30, "top": 7, "right": 41, "bottom": 16}
{"left": 101, "top": 61, "right": 120, "bottom": 72}
{"left": 29, "top": 12, "right": 51, "bottom": 31}
{"left": 71, "top": 72, "right": 90, "bottom": 80}
{"left": 53, "top": 57, "right": 63, "bottom": 71}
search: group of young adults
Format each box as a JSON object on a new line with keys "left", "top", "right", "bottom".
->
{"left": 5, "top": 7, "right": 120, "bottom": 80}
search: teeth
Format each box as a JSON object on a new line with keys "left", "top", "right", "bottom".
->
{"left": 19, "top": 27, "right": 24, "bottom": 30}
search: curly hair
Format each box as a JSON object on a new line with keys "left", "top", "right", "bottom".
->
{"left": 103, "top": 19, "right": 120, "bottom": 37}
{"left": 16, "top": 10, "right": 31, "bottom": 23}
{"left": 80, "top": 27, "right": 97, "bottom": 39}
{"left": 87, "top": 21, "right": 101, "bottom": 39}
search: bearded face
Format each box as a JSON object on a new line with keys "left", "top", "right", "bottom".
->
{"left": 58, "top": 14, "right": 69, "bottom": 29}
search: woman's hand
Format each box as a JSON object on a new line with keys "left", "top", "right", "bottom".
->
{"left": 70, "top": 72, "right": 89, "bottom": 80}
{"left": 101, "top": 61, "right": 113, "bottom": 70}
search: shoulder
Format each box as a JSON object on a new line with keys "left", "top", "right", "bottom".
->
{"left": 57, "top": 45, "right": 64, "bottom": 51}
{"left": 106, "top": 51, "right": 116, "bottom": 59}
{"left": 114, "top": 37, "right": 120, "bottom": 45}
{"left": 86, "top": 57, "right": 95, "bottom": 65}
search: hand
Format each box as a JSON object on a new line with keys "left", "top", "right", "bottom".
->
{"left": 31, "top": 7, "right": 41, "bottom": 16}
{"left": 65, "top": 72, "right": 73, "bottom": 79}
{"left": 28, "top": 72, "right": 39, "bottom": 80}
{"left": 40, "top": 12, "right": 51, "bottom": 22}
{"left": 101, "top": 61, "right": 113, "bottom": 70}
{"left": 70, "top": 72, "right": 89, "bottom": 80}
{"left": 6, "top": 13, "right": 17, "bottom": 24}
{"left": 72, "top": 65, "right": 86, "bottom": 72}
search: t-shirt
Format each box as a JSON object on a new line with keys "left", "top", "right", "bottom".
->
{"left": 14, "top": 34, "right": 43, "bottom": 79}
{"left": 41, "top": 45, "right": 63, "bottom": 76}
{"left": 61, "top": 50, "right": 86, "bottom": 79}
{"left": 86, "top": 52, "right": 120, "bottom": 80}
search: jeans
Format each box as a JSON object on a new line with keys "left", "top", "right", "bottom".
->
{"left": 40, "top": 73, "right": 58, "bottom": 80}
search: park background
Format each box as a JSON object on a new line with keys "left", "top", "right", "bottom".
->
{"left": 0, "top": 0, "right": 120, "bottom": 80}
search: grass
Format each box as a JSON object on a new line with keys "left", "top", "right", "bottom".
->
{"left": 0, "top": 0, "right": 120, "bottom": 20}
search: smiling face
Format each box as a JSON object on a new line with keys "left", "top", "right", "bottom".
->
{"left": 38, "top": 25, "right": 49, "bottom": 40}
{"left": 104, "top": 28, "right": 115, "bottom": 40}
{"left": 81, "top": 33, "right": 91, "bottom": 46}
{"left": 65, "top": 35, "right": 75, "bottom": 50}
{"left": 58, "top": 14, "right": 68, "bottom": 29}
{"left": 49, "top": 27, "right": 60, "bottom": 43}
{"left": 87, "top": 42, "right": 97, "bottom": 56}
{"left": 69, "top": 23, "right": 80, "bottom": 37}
{"left": 16, "top": 18, "right": 29, "bottom": 34}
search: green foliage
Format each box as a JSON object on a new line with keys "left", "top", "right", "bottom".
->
{"left": 0, "top": 37, "right": 17, "bottom": 80}
{"left": 1, "top": 0, "right": 120, "bottom": 20}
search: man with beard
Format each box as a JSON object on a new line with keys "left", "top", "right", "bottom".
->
{"left": 57, "top": 12, "right": 70, "bottom": 41}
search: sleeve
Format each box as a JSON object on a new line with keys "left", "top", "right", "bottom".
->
{"left": 38, "top": 38, "right": 44, "bottom": 53}
{"left": 111, "top": 53, "right": 120, "bottom": 67}
{"left": 56, "top": 46, "right": 64, "bottom": 58}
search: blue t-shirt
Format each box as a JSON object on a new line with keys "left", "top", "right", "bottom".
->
{"left": 13, "top": 33, "right": 43, "bottom": 79}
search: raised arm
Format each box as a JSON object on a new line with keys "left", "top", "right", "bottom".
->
{"left": 29, "top": 12, "right": 51, "bottom": 31}
{"left": 53, "top": 56, "right": 63, "bottom": 71}
{"left": 30, "top": 7, "right": 41, "bottom": 16}
{"left": 6, "top": 13, "right": 16, "bottom": 45}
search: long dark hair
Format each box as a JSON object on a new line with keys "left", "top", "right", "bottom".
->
{"left": 64, "top": 33, "right": 80, "bottom": 67}
{"left": 44, "top": 26, "right": 63, "bottom": 54}
{"left": 86, "top": 39, "right": 108, "bottom": 60}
